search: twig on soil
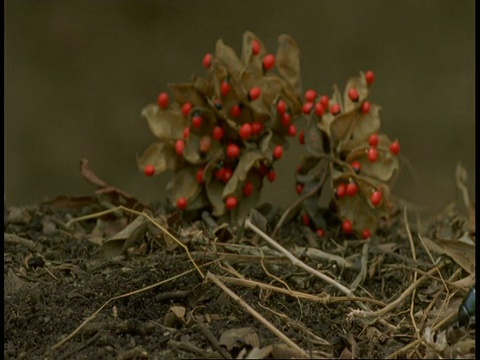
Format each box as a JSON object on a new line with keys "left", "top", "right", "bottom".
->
{"left": 206, "top": 272, "right": 308, "bottom": 358}
{"left": 65, "top": 205, "right": 204, "bottom": 278}
{"left": 403, "top": 208, "right": 420, "bottom": 337}
{"left": 217, "top": 274, "right": 387, "bottom": 306}
{"left": 51, "top": 261, "right": 217, "bottom": 351}
{"left": 193, "top": 315, "right": 232, "bottom": 359}
{"left": 245, "top": 218, "right": 354, "bottom": 297}
{"left": 348, "top": 263, "right": 445, "bottom": 320}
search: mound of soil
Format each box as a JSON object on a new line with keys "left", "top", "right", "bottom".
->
{"left": 4, "top": 195, "right": 475, "bottom": 359}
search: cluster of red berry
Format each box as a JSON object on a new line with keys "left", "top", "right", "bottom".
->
{"left": 138, "top": 32, "right": 303, "bottom": 224}
{"left": 139, "top": 32, "right": 400, "bottom": 238}
{"left": 296, "top": 71, "right": 400, "bottom": 238}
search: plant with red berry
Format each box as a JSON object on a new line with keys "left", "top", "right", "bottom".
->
{"left": 137, "top": 32, "right": 303, "bottom": 224}
{"left": 296, "top": 71, "right": 400, "bottom": 238}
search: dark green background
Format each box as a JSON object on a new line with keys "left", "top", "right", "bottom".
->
{"left": 5, "top": 1, "right": 475, "bottom": 216}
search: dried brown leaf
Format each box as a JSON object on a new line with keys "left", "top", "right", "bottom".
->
{"left": 276, "top": 34, "right": 301, "bottom": 93}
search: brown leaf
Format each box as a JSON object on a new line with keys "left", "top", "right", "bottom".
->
{"left": 276, "top": 34, "right": 301, "bottom": 93}
{"left": 338, "top": 104, "right": 382, "bottom": 151}
{"left": 137, "top": 142, "right": 181, "bottom": 174}
{"left": 218, "top": 327, "right": 260, "bottom": 351}
{"left": 141, "top": 103, "right": 189, "bottom": 141}
{"left": 169, "top": 82, "right": 208, "bottom": 108}
{"left": 80, "top": 158, "right": 108, "bottom": 187}
{"left": 215, "top": 38, "right": 244, "bottom": 85}
{"left": 343, "top": 72, "right": 370, "bottom": 113}
{"left": 166, "top": 167, "right": 202, "bottom": 209}
{"left": 223, "top": 150, "right": 265, "bottom": 197}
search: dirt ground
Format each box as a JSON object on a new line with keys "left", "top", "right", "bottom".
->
{"left": 4, "top": 166, "right": 475, "bottom": 360}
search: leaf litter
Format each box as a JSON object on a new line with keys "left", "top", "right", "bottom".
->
{"left": 4, "top": 161, "right": 475, "bottom": 359}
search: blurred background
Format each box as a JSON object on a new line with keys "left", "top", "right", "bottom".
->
{"left": 5, "top": 0, "right": 475, "bottom": 218}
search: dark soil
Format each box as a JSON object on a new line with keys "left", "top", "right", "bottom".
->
{"left": 4, "top": 197, "right": 475, "bottom": 359}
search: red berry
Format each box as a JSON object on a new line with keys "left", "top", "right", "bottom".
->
{"left": 295, "top": 183, "right": 303, "bottom": 194}
{"left": 316, "top": 228, "right": 325, "bottom": 237}
{"left": 330, "top": 103, "right": 341, "bottom": 115}
{"left": 365, "top": 70, "right": 375, "bottom": 85}
{"left": 390, "top": 140, "right": 400, "bottom": 155}
{"left": 302, "top": 213, "right": 310, "bottom": 226}
{"left": 174, "top": 139, "right": 185, "bottom": 156}
{"left": 258, "top": 162, "right": 269, "bottom": 177}
{"left": 266, "top": 170, "right": 276, "bottom": 182}
{"left": 183, "top": 127, "right": 190, "bottom": 139}
{"left": 215, "top": 167, "right": 226, "bottom": 182}
{"left": 192, "top": 114, "right": 202, "bottom": 129}
{"left": 371, "top": 190, "right": 382, "bottom": 206}
{"left": 243, "top": 182, "right": 254, "bottom": 197}
{"left": 272, "top": 145, "right": 283, "bottom": 160}
{"left": 369, "top": 133, "right": 379, "bottom": 147}
{"left": 361, "top": 101, "right": 371, "bottom": 114}
{"left": 281, "top": 112, "right": 292, "bottom": 126}
{"left": 262, "top": 54, "right": 275, "bottom": 71}
{"left": 220, "top": 80, "right": 231, "bottom": 97}
{"left": 225, "top": 196, "right": 238, "bottom": 210}
{"left": 222, "top": 168, "right": 233, "bottom": 183}
{"left": 213, "top": 126, "right": 224, "bottom": 141}
{"left": 361, "top": 228, "right": 371, "bottom": 239}
{"left": 304, "top": 89, "right": 317, "bottom": 102}
{"left": 299, "top": 130, "right": 305, "bottom": 145}
{"left": 144, "top": 164, "right": 155, "bottom": 177}
{"left": 202, "top": 53, "right": 212, "bottom": 69}
{"left": 226, "top": 143, "right": 240, "bottom": 158}
{"left": 199, "top": 135, "right": 212, "bottom": 154}
{"left": 314, "top": 102, "right": 325, "bottom": 117}
{"left": 251, "top": 121, "right": 263, "bottom": 135}
{"left": 288, "top": 124, "right": 297, "bottom": 137}
{"left": 230, "top": 103, "right": 242, "bottom": 117}
{"left": 342, "top": 219, "right": 353, "bottom": 234}
{"left": 320, "top": 95, "right": 329, "bottom": 109}
{"left": 351, "top": 161, "right": 361, "bottom": 173}
{"left": 276, "top": 99, "right": 287, "bottom": 114}
{"left": 346, "top": 181, "right": 358, "bottom": 197}
{"left": 239, "top": 123, "right": 252, "bottom": 140}
{"left": 157, "top": 92, "right": 169, "bottom": 109}
{"left": 348, "top": 88, "right": 359, "bottom": 102}
{"left": 367, "top": 147, "right": 378, "bottom": 162}
{"left": 248, "top": 86, "right": 261, "bottom": 101}
{"left": 336, "top": 183, "right": 347, "bottom": 198}
{"left": 181, "top": 102, "right": 192, "bottom": 117}
{"left": 196, "top": 168, "right": 204, "bottom": 184}
{"left": 176, "top": 197, "right": 187, "bottom": 211}
{"left": 251, "top": 39, "right": 260, "bottom": 55}
{"left": 302, "top": 102, "right": 314, "bottom": 114}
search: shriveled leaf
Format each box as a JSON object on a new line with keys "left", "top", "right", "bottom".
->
{"left": 137, "top": 142, "right": 181, "bottom": 174}
{"left": 219, "top": 327, "right": 260, "bottom": 351}
{"left": 276, "top": 34, "right": 301, "bottom": 93}
{"left": 339, "top": 104, "right": 381, "bottom": 151}
{"left": 101, "top": 215, "right": 149, "bottom": 258}
{"left": 205, "top": 177, "right": 226, "bottom": 217}
{"left": 215, "top": 39, "right": 244, "bottom": 84}
{"left": 166, "top": 167, "right": 202, "bottom": 208}
{"left": 328, "top": 110, "right": 358, "bottom": 145}
{"left": 229, "top": 173, "right": 263, "bottom": 225}
{"left": 240, "top": 31, "right": 265, "bottom": 82}
{"left": 304, "top": 120, "right": 327, "bottom": 157}
{"left": 343, "top": 72, "right": 370, "bottom": 113}
{"left": 141, "top": 103, "right": 189, "bottom": 141}
{"left": 169, "top": 82, "right": 208, "bottom": 108}
{"left": 331, "top": 84, "right": 343, "bottom": 111}
{"left": 223, "top": 150, "right": 264, "bottom": 196}
{"left": 183, "top": 134, "right": 202, "bottom": 164}
{"left": 346, "top": 136, "right": 399, "bottom": 182}
{"left": 80, "top": 158, "right": 108, "bottom": 187}
{"left": 336, "top": 195, "right": 380, "bottom": 235}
